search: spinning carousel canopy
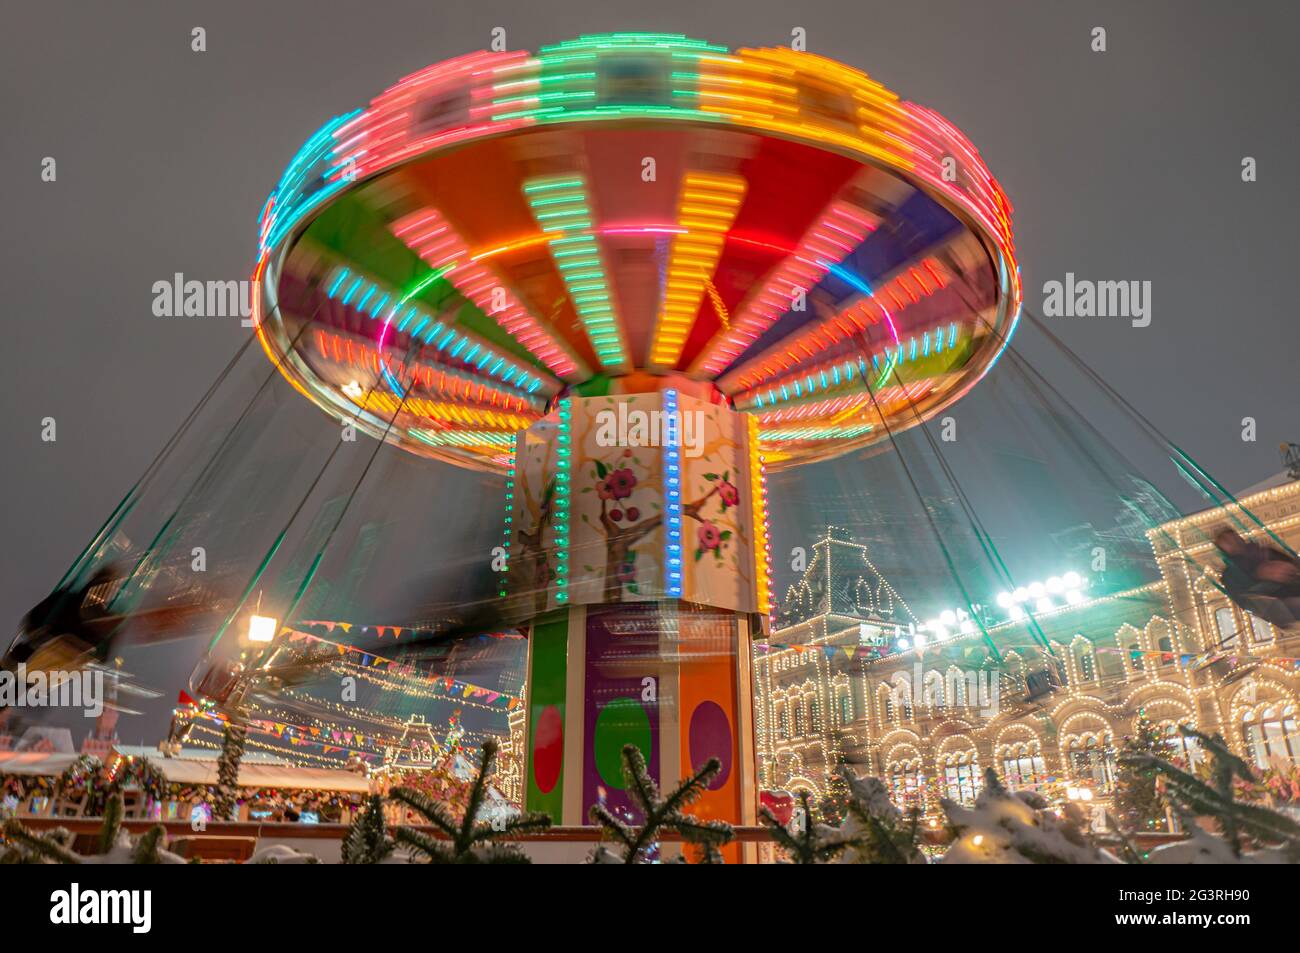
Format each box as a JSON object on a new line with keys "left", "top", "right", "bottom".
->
{"left": 254, "top": 33, "right": 1019, "bottom": 471}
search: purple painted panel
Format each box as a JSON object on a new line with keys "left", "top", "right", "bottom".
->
{"left": 688, "top": 700, "right": 733, "bottom": 789}
{"left": 583, "top": 605, "right": 661, "bottom": 826}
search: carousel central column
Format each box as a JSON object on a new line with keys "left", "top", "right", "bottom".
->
{"left": 504, "top": 384, "right": 770, "bottom": 848}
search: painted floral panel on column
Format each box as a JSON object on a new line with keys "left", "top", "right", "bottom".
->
{"left": 507, "top": 421, "right": 561, "bottom": 617}
{"left": 680, "top": 394, "right": 755, "bottom": 613}
{"left": 572, "top": 395, "right": 666, "bottom": 605}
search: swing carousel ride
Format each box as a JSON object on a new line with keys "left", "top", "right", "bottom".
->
{"left": 234, "top": 32, "right": 1017, "bottom": 828}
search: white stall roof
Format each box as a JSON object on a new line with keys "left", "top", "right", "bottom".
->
{"left": 0, "top": 746, "right": 370, "bottom": 793}
{"left": 0, "top": 751, "right": 81, "bottom": 776}
{"left": 111, "top": 746, "right": 370, "bottom": 793}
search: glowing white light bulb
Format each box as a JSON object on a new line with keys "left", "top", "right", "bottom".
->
{"left": 247, "top": 614, "right": 278, "bottom": 643}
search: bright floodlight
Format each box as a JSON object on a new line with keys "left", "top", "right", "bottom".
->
{"left": 247, "top": 614, "right": 278, "bottom": 643}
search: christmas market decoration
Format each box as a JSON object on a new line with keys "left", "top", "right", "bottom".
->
{"left": 588, "top": 744, "right": 733, "bottom": 864}
{"left": 835, "top": 768, "right": 925, "bottom": 864}
{"left": 939, "top": 769, "right": 1118, "bottom": 864}
{"left": 1112, "top": 710, "right": 1167, "bottom": 834}
{"left": 1, "top": 792, "right": 180, "bottom": 865}
{"left": 214, "top": 721, "right": 247, "bottom": 821}
{"left": 388, "top": 740, "right": 550, "bottom": 863}
{"left": 341, "top": 794, "right": 395, "bottom": 865}
{"left": 759, "top": 790, "right": 861, "bottom": 864}
{"left": 1123, "top": 727, "right": 1300, "bottom": 861}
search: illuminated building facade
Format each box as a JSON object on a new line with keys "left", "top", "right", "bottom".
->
{"left": 755, "top": 478, "right": 1300, "bottom": 814}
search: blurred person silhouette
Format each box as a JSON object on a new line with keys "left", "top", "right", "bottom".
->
{"left": 1213, "top": 527, "right": 1300, "bottom": 630}
{"left": 4, "top": 565, "right": 122, "bottom": 676}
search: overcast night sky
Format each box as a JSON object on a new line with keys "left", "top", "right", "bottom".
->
{"left": 2, "top": 1, "right": 1296, "bottom": 742}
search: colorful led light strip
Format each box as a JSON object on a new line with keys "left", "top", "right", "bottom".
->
{"left": 649, "top": 171, "right": 747, "bottom": 367}
{"left": 408, "top": 428, "right": 516, "bottom": 449}
{"left": 313, "top": 330, "right": 544, "bottom": 418}
{"left": 554, "top": 400, "right": 572, "bottom": 603}
{"left": 523, "top": 175, "right": 629, "bottom": 369}
{"left": 501, "top": 437, "right": 516, "bottom": 598}
{"left": 758, "top": 422, "right": 875, "bottom": 443}
{"left": 696, "top": 200, "right": 880, "bottom": 378}
{"left": 355, "top": 390, "right": 535, "bottom": 430}
{"left": 747, "top": 415, "right": 771, "bottom": 614}
{"left": 734, "top": 330, "right": 959, "bottom": 412}
{"left": 324, "top": 265, "right": 555, "bottom": 398}
{"left": 390, "top": 208, "right": 584, "bottom": 379}
{"left": 724, "top": 257, "right": 950, "bottom": 393}
{"left": 663, "top": 390, "right": 684, "bottom": 597}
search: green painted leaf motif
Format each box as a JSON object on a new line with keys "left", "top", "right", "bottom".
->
{"left": 596, "top": 460, "right": 609, "bottom": 479}
{"left": 704, "top": 472, "right": 719, "bottom": 481}
{"left": 694, "top": 548, "right": 704, "bottom": 562}
{"left": 719, "top": 530, "right": 732, "bottom": 541}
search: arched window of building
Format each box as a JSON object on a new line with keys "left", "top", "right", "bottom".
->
{"left": 1096, "top": 640, "right": 1124, "bottom": 681}
{"left": 1002, "top": 652, "right": 1027, "bottom": 694}
{"left": 1249, "top": 614, "right": 1274, "bottom": 644}
{"left": 792, "top": 702, "right": 805, "bottom": 737}
{"left": 1157, "top": 635, "right": 1175, "bottom": 666}
{"left": 808, "top": 697, "right": 821, "bottom": 734}
{"left": 888, "top": 761, "right": 923, "bottom": 811}
{"left": 1128, "top": 641, "right": 1144, "bottom": 672}
{"left": 881, "top": 692, "right": 895, "bottom": 725}
{"left": 1067, "top": 734, "right": 1116, "bottom": 791}
{"left": 776, "top": 702, "right": 788, "bottom": 740}
{"left": 1160, "top": 722, "right": 1202, "bottom": 764}
{"left": 941, "top": 752, "right": 981, "bottom": 805}
{"left": 1072, "top": 638, "right": 1095, "bottom": 682}
{"left": 1243, "top": 704, "right": 1298, "bottom": 769}
{"left": 1215, "top": 607, "right": 1238, "bottom": 648}
{"left": 1000, "top": 743, "right": 1046, "bottom": 790}
{"left": 838, "top": 691, "right": 853, "bottom": 724}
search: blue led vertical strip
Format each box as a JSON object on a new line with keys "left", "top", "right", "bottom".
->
{"left": 554, "top": 401, "right": 572, "bottom": 603}
{"left": 500, "top": 434, "right": 517, "bottom": 598}
{"left": 663, "top": 390, "right": 684, "bottom": 597}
